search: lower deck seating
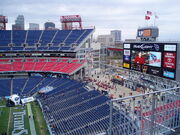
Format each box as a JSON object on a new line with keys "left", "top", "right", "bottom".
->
{"left": 37, "top": 79, "right": 137, "bottom": 135}
{"left": 0, "top": 77, "right": 137, "bottom": 135}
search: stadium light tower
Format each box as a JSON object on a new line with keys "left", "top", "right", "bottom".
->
{"left": 60, "top": 15, "right": 82, "bottom": 30}
{"left": 0, "top": 15, "right": 8, "bottom": 30}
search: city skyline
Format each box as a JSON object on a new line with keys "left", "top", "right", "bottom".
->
{"left": 1, "top": 0, "right": 180, "bottom": 40}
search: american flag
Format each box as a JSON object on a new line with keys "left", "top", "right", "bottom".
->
{"left": 147, "top": 11, "right": 152, "bottom": 16}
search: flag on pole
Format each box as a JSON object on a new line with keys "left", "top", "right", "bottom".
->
{"left": 147, "top": 11, "right": 152, "bottom": 16}
{"left": 145, "top": 15, "right": 150, "bottom": 20}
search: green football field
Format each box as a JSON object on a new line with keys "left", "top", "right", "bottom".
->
{"left": 0, "top": 99, "right": 50, "bottom": 135}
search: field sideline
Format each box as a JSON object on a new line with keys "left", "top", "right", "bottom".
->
{"left": 0, "top": 99, "right": 50, "bottom": 135}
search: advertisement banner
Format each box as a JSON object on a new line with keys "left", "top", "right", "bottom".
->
{"left": 124, "top": 50, "right": 130, "bottom": 55}
{"left": 123, "top": 63, "right": 130, "bottom": 68}
{"left": 163, "top": 52, "right": 176, "bottom": 69}
{"left": 124, "top": 44, "right": 130, "bottom": 49}
{"left": 132, "top": 43, "right": 163, "bottom": 51}
{"left": 124, "top": 55, "right": 130, "bottom": 61}
{"left": 163, "top": 70, "right": 175, "bottom": 79}
{"left": 164, "top": 45, "right": 176, "bottom": 51}
{"left": 149, "top": 66, "right": 162, "bottom": 76}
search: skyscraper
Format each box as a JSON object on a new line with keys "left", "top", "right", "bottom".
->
{"left": 29, "top": 23, "right": 39, "bottom": 30}
{"left": 111, "top": 30, "right": 121, "bottom": 42}
{"left": 12, "top": 15, "right": 24, "bottom": 30}
{"left": 44, "top": 22, "right": 55, "bottom": 30}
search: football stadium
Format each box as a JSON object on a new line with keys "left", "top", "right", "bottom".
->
{"left": 0, "top": 14, "right": 180, "bottom": 135}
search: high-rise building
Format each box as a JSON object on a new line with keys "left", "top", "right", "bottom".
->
{"left": 44, "top": 22, "right": 55, "bottom": 30}
{"left": 111, "top": 30, "right": 121, "bottom": 42}
{"left": 97, "top": 35, "right": 114, "bottom": 46}
{"left": 12, "top": 15, "right": 24, "bottom": 30}
{"left": 29, "top": 23, "right": 39, "bottom": 30}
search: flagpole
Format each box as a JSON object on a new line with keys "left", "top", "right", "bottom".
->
{"left": 154, "top": 12, "right": 156, "bottom": 26}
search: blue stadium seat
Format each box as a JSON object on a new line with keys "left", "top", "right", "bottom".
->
{"left": 0, "top": 30, "right": 11, "bottom": 46}
{"left": 39, "top": 30, "right": 56, "bottom": 46}
{"left": 12, "top": 30, "right": 26, "bottom": 46}
{"left": 26, "top": 30, "right": 42, "bottom": 46}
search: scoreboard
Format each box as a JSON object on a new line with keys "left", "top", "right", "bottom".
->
{"left": 123, "top": 42, "right": 180, "bottom": 80}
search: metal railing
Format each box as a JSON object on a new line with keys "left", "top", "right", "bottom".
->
{"left": 108, "top": 87, "right": 180, "bottom": 135}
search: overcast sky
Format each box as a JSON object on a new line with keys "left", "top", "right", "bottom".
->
{"left": 1, "top": 0, "right": 180, "bottom": 40}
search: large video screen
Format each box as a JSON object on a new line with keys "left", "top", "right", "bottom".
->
{"left": 123, "top": 43, "right": 177, "bottom": 80}
{"left": 131, "top": 51, "right": 161, "bottom": 67}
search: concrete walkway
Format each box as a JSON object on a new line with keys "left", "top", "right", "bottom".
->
{"left": 27, "top": 103, "right": 37, "bottom": 135}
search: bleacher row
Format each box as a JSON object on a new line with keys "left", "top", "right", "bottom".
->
{"left": 0, "top": 58, "right": 85, "bottom": 74}
{"left": 37, "top": 78, "right": 137, "bottom": 135}
{"left": 0, "top": 29, "right": 93, "bottom": 51}
{"left": 0, "top": 77, "right": 137, "bottom": 135}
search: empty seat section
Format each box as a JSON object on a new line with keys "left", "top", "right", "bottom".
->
{"left": 39, "top": 30, "right": 56, "bottom": 46}
{"left": 29, "top": 77, "right": 56, "bottom": 94}
{"left": 38, "top": 59, "right": 46, "bottom": 62}
{"left": 26, "top": 59, "right": 35, "bottom": 62}
{"left": 12, "top": 62, "right": 23, "bottom": 71}
{"left": 25, "top": 47, "right": 36, "bottom": 51}
{"left": 37, "top": 46, "right": 48, "bottom": 50}
{"left": 48, "top": 46, "right": 60, "bottom": 50}
{"left": 13, "top": 78, "right": 28, "bottom": 94}
{"left": 76, "top": 29, "right": 93, "bottom": 44}
{"left": 58, "top": 63, "right": 76, "bottom": 73}
{"left": 0, "top": 59, "right": 10, "bottom": 62}
{"left": 0, "top": 47, "right": 11, "bottom": 51}
{"left": 26, "top": 30, "right": 42, "bottom": 46}
{"left": 33, "top": 62, "right": 46, "bottom": 71}
{"left": 0, "top": 63, "right": 11, "bottom": 71}
{"left": 22, "top": 77, "right": 42, "bottom": 94}
{"left": 0, "top": 79, "right": 11, "bottom": 96}
{"left": 12, "top": 30, "right": 26, "bottom": 46}
{"left": 66, "top": 63, "right": 82, "bottom": 74}
{"left": 59, "top": 46, "right": 71, "bottom": 51}
{"left": 12, "top": 47, "right": 24, "bottom": 51}
{"left": 14, "top": 59, "right": 23, "bottom": 62}
{"left": 42, "top": 62, "right": 57, "bottom": 71}
{"left": 0, "top": 30, "right": 11, "bottom": 46}
{"left": 51, "top": 62, "right": 68, "bottom": 72}
{"left": 23, "top": 62, "right": 35, "bottom": 71}
{"left": 52, "top": 30, "right": 71, "bottom": 46}
{"left": 64, "top": 30, "right": 85, "bottom": 45}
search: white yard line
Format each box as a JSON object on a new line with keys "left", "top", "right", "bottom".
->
{"left": 7, "top": 107, "right": 12, "bottom": 135}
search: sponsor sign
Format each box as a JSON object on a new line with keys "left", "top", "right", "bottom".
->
{"left": 164, "top": 45, "right": 176, "bottom": 51}
{"left": 124, "top": 50, "right": 130, "bottom": 55}
{"left": 132, "top": 43, "right": 162, "bottom": 51}
{"left": 149, "top": 66, "right": 161, "bottom": 76}
{"left": 163, "top": 71, "right": 175, "bottom": 79}
{"left": 124, "top": 55, "right": 130, "bottom": 61}
{"left": 123, "top": 63, "right": 130, "bottom": 68}
{"left": 124, "top": 44, "right": 130, "bottom": 49}
{"left": 163, "top": 52, "right": 176, "bottom": 69}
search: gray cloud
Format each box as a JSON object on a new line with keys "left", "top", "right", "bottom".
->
{"left": 1, "top": 0, "right": 180, "bottom": 40}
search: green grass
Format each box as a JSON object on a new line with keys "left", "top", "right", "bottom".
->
{"left": 8, "top": 105, "right": 31, "bottom": 135}
{"left": 31, "top": 101, "right": 50, "bottom": 135}
{"left": 0, "top": 99, "right": 50, "bottom": 135}
{"left": 0, "top": 99, "right": 10, "bottom": 134}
